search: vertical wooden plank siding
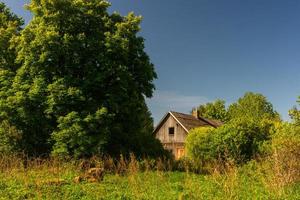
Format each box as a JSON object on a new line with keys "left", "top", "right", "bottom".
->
{"left": 155, "top": 114, "right": 187, "bottom": 159}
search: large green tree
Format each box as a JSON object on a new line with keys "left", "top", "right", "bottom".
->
{"left": 196, "top": 99, "right": 228, "bottom": 122}
{"left": 0, "top": 0, "right": 159, "bottom": 157}
{"left": 219, "top": 92, "right": 280, "bottom": 162}
{"left": 228, "top": 92, "right": 280, "bottom": 122}
{"left": 196, "top": 93, "right": 279, "bottom": 123}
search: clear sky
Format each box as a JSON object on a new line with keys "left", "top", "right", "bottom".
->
{"left": 1, "top": 0, "right": 300, "bottom": 125}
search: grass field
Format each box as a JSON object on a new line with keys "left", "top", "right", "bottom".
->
{"left": 0, "top": 156, "right": 299, "bottom": 200}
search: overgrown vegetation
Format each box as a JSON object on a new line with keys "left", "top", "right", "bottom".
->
{"left": 188, "top": 93, "right": 283, "bottom": 164}
{"left": 182, "top": 94, "right": 300, "bottom": 199}
{"left": 0, "top": 152, "right": 299, "bottom": 200}
{"left": 0, "top": 1, "right": 299, "bottom": 199}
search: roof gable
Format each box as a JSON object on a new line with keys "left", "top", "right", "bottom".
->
{"left": 153, "top": 112, "right": 188, "bottom": 134}
{"left": 170, "top": 111, "right": 211, "bottom": 130}
{"left": 153, "top": 111, "right": 222, "bottom": 135}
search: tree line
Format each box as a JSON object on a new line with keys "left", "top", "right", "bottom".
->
{"left": 0, "top": 1, "right": 299, "bottom": 162}
{"left": 186, "top": 92, "right": 300, "bottom": 165}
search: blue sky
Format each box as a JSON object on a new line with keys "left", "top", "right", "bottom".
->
{"left": 1, "top": 0, "right": 300, "bottom": 125}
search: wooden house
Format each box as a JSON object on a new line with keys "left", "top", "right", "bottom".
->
{"left": 153, "top": 111, "right": 222, "bottom": 159}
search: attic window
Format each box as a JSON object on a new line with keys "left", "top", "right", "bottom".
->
{"left": 169, "top": 127, "right": 175, "bottom": 136}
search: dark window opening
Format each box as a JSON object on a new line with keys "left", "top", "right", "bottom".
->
{"left": 169, "top": 127, "right": 175, "bottom": 135}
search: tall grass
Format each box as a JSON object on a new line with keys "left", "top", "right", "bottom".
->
{"left": 0, "top": 152, "right": 299, "bottom": 199}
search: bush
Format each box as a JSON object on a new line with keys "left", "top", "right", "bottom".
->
{"left": 173, "top": 157, "right": 214, "bottom": 174}
{"left": 269, "top": 123, "right": 300, "bottom": 185}
{"left": 213, "top": 119, "right": 274, "bottom": 164}
{"left": 185, "top": 127, "right": 215, "bottom": 165}
{"left": 186, "top": 119, "right": 276, "bottom": 165}
{"left": 0, "top": 120, "right": 22, "bottom": 154}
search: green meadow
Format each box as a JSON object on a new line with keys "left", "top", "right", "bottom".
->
{"left": 0, "top": 156, "right": 299, "bottom": 200}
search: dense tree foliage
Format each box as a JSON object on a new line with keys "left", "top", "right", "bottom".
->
{"left": 196, "top": 92, "right": 280, "bottom": 123}
{"left": 0, "top": 3, "right": 24, "bottom": 153}
{"left": 186, "top": 119, "right": 275, "bottom": 164}
{"left": 289, "top": 107, "right": 300, "bottom": 126}
{"left": 185, "top": 127, "right": 215, "bottom": 164}
{"left": 0, "top": 3, "right": 23, "bottom": 70}
{"left": 228, "top": 92, "right": 280, "bottom": 122}
{"left": 212, "top": 119, "right": 275, "bottom": 163}
{"left": 0, "top": 0, "right": 162, "bottom": 157}
{"left": 188, "top": 92, "right": 281, "bottom": 164}
{"left": 196, "top": 99, "right": 228, "bottom": 122}
{"left": 289, "top": 97, "right": 300, "bottom": 125}
{"left": 270, "top": 122, "right": 300, "bottom": 150}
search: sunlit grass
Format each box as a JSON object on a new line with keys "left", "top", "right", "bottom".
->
{"left": 0, "top": 155, "right": 299, "bottom": 200}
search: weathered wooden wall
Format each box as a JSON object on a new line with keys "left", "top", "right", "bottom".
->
{"left": 155, "top": 114, "right": 187, "bottom": 159}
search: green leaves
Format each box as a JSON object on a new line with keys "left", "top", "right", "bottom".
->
{"left": 197, "top": 99, "right": 228, "bottom": 122}
{"left": 52, "top": 108, "right": 111, "bottom": 157}
{"left": 45, "top": 78, "right": 86, "bottom": 117}
{"left": 0, "top": 1, "right": 158, "bottom": 157}
{"left": 185, "top": 127, "right": 215, "bottom": 163}
{"left": 0, "top": 120, "right": 22, "bottom": 153}
{"left": 197, "top": 92, "right": 280, "bottom": 124}
{"left": 289, "top": 98, "right": 300, "bottom": 125}
{"left": 0, "top": 3, "right": 23, "bottom": 71}
{"left": 186, "top": 119, "right": 276, "bottom": 164}
{"left": 191, "top": 93, "right": 282, "bottom": 164}
{"left": 228, "top": 92, "right": 280, "bottom": 122}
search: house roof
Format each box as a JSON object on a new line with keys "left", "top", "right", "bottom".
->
{"left": 203, "top": 118, "right": 223, "bottom": 127}
{"left": 170, "top": 111, "right": 211, "bottom": 130}
{"left": 153, "top": 111, "right": 223, "bottom": 134}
